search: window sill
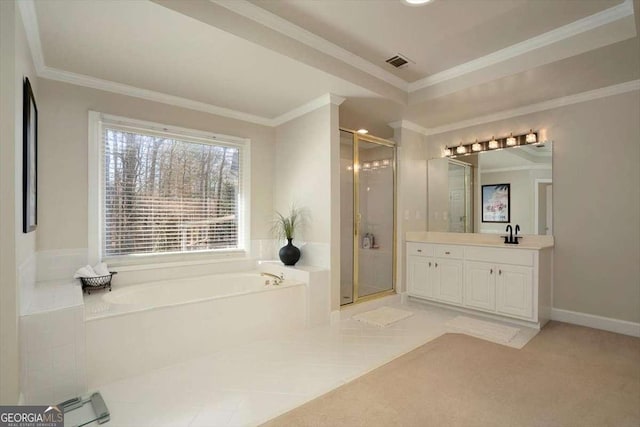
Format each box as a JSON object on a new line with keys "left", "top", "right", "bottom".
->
{"left": 106, "top": 251, "right": 251, "bottom": 272}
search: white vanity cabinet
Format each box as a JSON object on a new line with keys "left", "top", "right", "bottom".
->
{"left": 407, "top": 243, "right": 463, "bottom": 305}
{"left": 406, "top": 236, "right": 553, "bottom": 328}
{"left": 464, "top": 261, "right": 533, "bottom": 319}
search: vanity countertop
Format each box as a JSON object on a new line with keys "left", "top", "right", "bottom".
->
{"left": 406, "top": 231, "right": 554, "bottom": 250}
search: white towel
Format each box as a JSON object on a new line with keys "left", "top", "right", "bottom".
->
{"left": 73, "top": 263, "right": 111, "bottom": 279}
{"left": 74, "top": 265, "right": 97, "bottom": 279}
{"left": 93, "top": 262, "right": 110, "bottom": 276}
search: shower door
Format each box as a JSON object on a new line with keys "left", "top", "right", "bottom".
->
{"left": 340, "top": 129, "right": 396, "bottom": 305}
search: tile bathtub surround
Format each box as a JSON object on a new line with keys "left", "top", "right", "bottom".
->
{"left": 20, "top": 305, "right": 87, "bottom": 404}
{"left": 75, "top": 300, "right": 539, "bottom": 427}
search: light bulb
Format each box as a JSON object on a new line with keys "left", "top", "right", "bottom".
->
{"left": 506, "top": 133, "right": 516, "bottom": 146}
{"left": 472, "top": 140, "right": 482, "bottom": 151}
{"left": 443, "top": 148, "right": 451, "bottom": 157}
{"left": 456, "top": 144, "right": 466, "bottom": 154}
{"left": 488, "top": 137, "right": 498, "bottom": 149}
{"left": 526, "top": 129, "right": 537, "bottom": 143}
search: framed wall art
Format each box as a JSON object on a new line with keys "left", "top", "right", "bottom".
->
{"left": 23, "top": 77, "right": 38, "bottom": 233}
{"left": 482, "top": 183, "right": 510, "bottom": 223}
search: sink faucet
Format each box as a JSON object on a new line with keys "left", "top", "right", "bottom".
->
{"left": 505, "top": 225, "right": 513, "bottom": 244}
{"left": 261, "top": 272, "right": 284, "bottom": 285}
{"left": 514, "top": 224, "right": 521, "bottom": 244}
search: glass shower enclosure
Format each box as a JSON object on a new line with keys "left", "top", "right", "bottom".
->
{"left": 340, "top": 129, "right": 396, "bottom": 305}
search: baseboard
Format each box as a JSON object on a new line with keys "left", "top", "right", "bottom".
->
{"left": 550, "top": 308, "right": 640, "bottom": 337}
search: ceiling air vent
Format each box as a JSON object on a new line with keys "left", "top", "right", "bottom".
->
{"left": 385, "top": 54, "right": 410, "bottom": 68}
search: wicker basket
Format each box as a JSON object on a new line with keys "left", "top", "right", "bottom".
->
{"left": 81, "top": 272, "right": 117, "bottom": 294}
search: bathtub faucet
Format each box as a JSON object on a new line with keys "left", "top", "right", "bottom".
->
{"left": 261, "top": 272, "right": 284, "bottom": 286}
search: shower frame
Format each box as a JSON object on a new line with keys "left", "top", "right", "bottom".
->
{"left": 341, "top": 128, "right": 397, "bottom": 305}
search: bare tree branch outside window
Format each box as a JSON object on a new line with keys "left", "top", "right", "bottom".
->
{"left": 103, "top": 128, "right": 240, "bottom": 256}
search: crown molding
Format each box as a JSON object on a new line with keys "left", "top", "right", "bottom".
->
{"left": 423, "top": 79, "right": 640, "bottom": 136}
{"left": 408, "top": 0, "right": 635, "bottom": 92}
{"left": 17, "top": 0, "right": 45, "bottom": 73}
{"left": 481, "top": 165, "right": 552, "bottom": 174}
{"left": 272, "top": 93, "right": 345, "bottom": 126}
{"left": 388, "top": 120, "right": 429, "bottom": 135}
{"left": 211, "top": 0, "right": 409, "bottom": 92}
{"left": 39, "top": 66, "right": 275, "bottom": 126}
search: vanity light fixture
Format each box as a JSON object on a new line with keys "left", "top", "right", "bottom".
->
{"left": 442, "top": 130, "right": 540, "bottom": 158}
{"left": 526, "top": 129, "right": 537, "bottom": 143}
{"left": 372, "top": 160, "right": 381, "bottom": 168}
{"left": 382, "top": 159, "right": 390, "bottom": 166}
{"left": 356, "top": 129, "right": 369, "bottom": 134}
{"left": 363, "top": 162, "right": 371, "bottom": 169}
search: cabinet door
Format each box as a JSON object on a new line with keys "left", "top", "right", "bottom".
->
{"left": 464, "top": 261, "right": 496, "bottom": 312}
{"left": 434, "top": 258, "right": 463, "bottom": 305}
{"left": 496, "top": 264, "right": 533, "bottom": 319}
{"left": 407, "top": 255, "right": 432, "bottom": 298}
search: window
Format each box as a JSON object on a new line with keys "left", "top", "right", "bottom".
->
{"left": 89, "top": 113, "right": 249, "bottom": 263}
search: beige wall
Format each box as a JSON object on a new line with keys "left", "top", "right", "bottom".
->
{"left": 274, "top": 106, "right": 332, "bottom": 244}
{"left": 274, "top": 104, "right": 341, "bottom": 309}
{"left": 394, "top": 127, "right": 428, "bottom": 293}
{"left": 36, "top": 79, "right": 276, "bottom": 252}
{"left": 426, "top": 91, "right": 640, "bottom": 323}
{"left": 0, "top": 1, "right": 38, "bottom": 404}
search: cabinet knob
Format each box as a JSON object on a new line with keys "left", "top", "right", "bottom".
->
{"left": 490, "top": 268, "right": 493, "bottom": 274}
{"left": 435, "top": 263, "right": 438, "bottom": 268}
{"left": 417, "top": 249, "right": 422, "bottom": 253}
{"left": 499, "top": 269, "right": 502, "bottom": 275}
{"left": 428, "top": 262, "right": 431, "bottom": 267}
{"left": 445, "top": 251, "right": 450, "bottom": 255}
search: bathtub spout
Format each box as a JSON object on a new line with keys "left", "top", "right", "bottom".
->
{"left": 261, "top": 272, "right": 284, "bottom": 285}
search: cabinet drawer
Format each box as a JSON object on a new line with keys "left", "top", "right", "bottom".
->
{"left": 434, "top": 245, "right": 464, "bottom": 259}
{"left": 407, "top": 242, "right": 433, "bottom": 257}
{"left": 464, "top": 246, "right": 534, "bottom": 266}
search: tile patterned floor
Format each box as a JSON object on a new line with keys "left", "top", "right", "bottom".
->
{"left": 66, "top": 299, "right": 535, "bottom": 427}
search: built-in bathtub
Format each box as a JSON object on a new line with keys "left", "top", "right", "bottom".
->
{"left": 84, "top": 271, "right": 307, "bottom": 387}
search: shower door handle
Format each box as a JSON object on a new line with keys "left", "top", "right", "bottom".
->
{"left": 355, "top": 213, "right": 361, "bottom": 236}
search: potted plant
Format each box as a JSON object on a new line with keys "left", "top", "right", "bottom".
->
{"left": 272, "top": 206, "right": 303, "bottom": 266}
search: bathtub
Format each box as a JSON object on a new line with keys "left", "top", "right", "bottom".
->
{"left": 84, "top": 271, "right": 306, "bottom": 387}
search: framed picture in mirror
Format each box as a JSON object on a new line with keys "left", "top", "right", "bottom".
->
{"left": 482, "top": 184, "right": 510, "bottom": 223}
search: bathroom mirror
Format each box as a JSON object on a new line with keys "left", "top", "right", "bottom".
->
{"left": 427, "top": 142, "right": 552, "bottom": 235}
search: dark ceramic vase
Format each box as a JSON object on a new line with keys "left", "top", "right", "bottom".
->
{"left": 279, "top": 238, "right": 301, "bottom": 266}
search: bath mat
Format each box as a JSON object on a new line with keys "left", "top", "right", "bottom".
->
{"left": 446, "top": 316, "right": 520, "bottom": 344}
{"left": 352, "top": 307, "right": 413, "bottom": 327}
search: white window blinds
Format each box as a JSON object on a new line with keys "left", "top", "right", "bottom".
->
{"left": 102, "top": 124, "right": 243, "bottom": 258}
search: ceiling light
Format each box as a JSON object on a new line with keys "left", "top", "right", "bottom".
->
{"left": 356, "top": 129, "right": 368, "bottom": 134}
{"left": 488, "top": 137, "right": 498, "bottom": 149}
{"left": 506, "top": 133, "right": 517, "bottom": 146}
{"left": 526, "top": 129, "right": 537, "bottom": 143}
{"left": 472, "top": 140, "right": 482, "bottom": 152}
{"left": 403, "top": 0, "right": 434, "bottom": 5}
